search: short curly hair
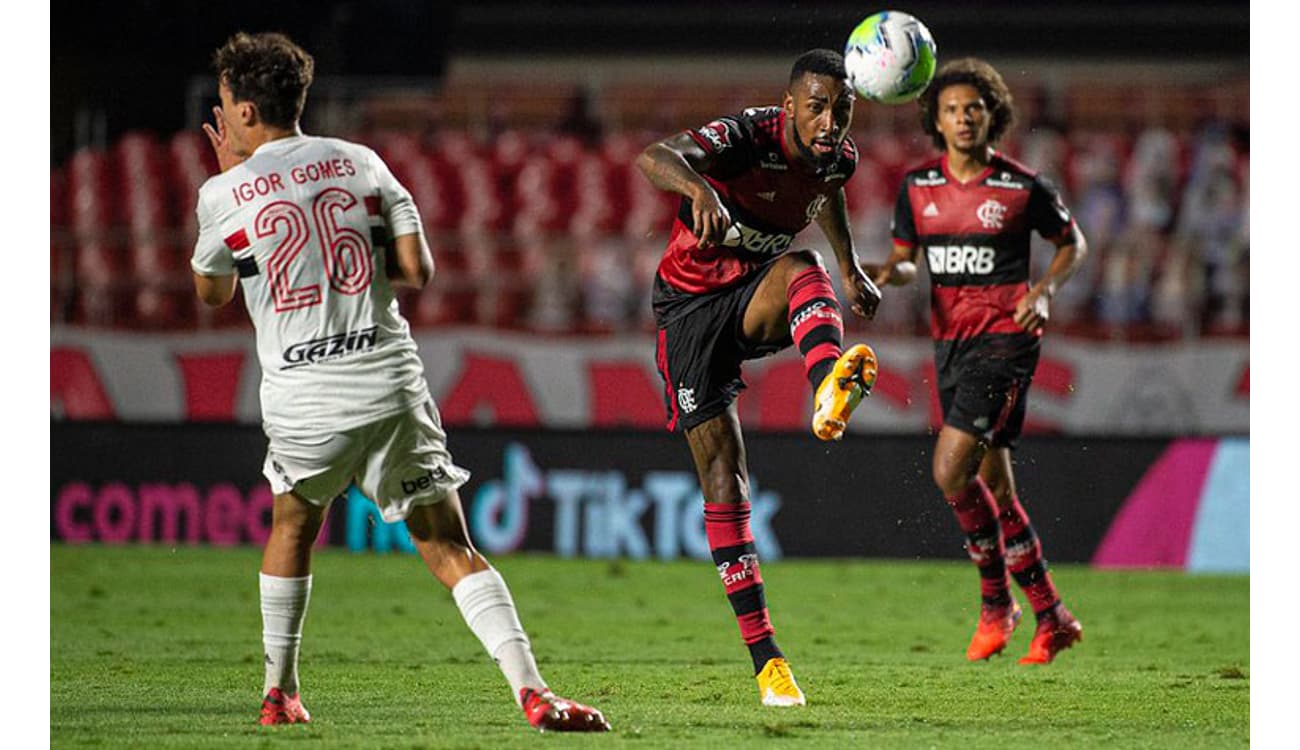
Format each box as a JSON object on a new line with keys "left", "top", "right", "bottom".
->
{"left": 918, "top": 57, "right": 1015, "bottom": 151}
{"left": 213, "top": 32, "right": 314, "bottom": 129}
{"left": 789, "top": 48, "right": 847, "bottom": 86}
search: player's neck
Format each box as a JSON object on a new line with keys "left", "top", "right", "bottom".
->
{"left": 244, "top": 124, "right": 303, "bottom": 154}
{"left": 945, "top": 146, "right": 992, "bottom": 183}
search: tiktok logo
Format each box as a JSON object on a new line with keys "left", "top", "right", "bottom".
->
{"left": 468, "top": 443, "right": 784, "bottom": 561}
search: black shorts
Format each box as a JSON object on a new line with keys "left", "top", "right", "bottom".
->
{"left": 652, "top": 269, "right": 789, "bottom": 432}
{"left": 935, "top": 333, "right": 1040, "bottom": 449}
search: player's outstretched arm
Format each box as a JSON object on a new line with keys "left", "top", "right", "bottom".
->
{"left": 816, "top": 188, "right": 880, "bottom": 319}
{"left": 387, "top": 232, "right": 434, "bottom": 290}
{"left": 636, "top": 133, "right": 730, "bottom": 248}
{"left": 194, "top": 272, "right": 237, "bottom": 307}
{"left": 863, "top": 242, "right": 921, "bottom": 289}
{"left": 1014, "top": 226, "right": 1088, "bottom": 331}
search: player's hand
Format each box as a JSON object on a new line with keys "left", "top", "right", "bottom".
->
{"left": 1014, "top": 288, "right": 1051, "bottom": 332}
{"left": 843, "top": 264, "right": 882, "bottom": 320}
{"left": 202, "top": 106, "right": 245, "bottom": 173}
{"left": 690, "top": 186, "right": 731, "bottom": 248}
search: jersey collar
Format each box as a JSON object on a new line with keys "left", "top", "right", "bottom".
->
{"left": 940, "top": 151, "right": 994, "bottom": 187}
{"left": 251, "top": 133, "right": 307, "bottom": 157}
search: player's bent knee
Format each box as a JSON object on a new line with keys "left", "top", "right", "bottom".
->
{"left": 788, "top": 248, "right": 824, "bottom": 267}
{"left": 932, "top": 459, "right": 972, "bottom": 497}
{"left": 782, "top": 248, "right": 825, "bottom": 273}
{"left": 982, "top": 475, "right": 1012, "bottom": 505}
{"left": 271, "top": 491, "right": 326, "bottom": 531}
{"left": 404, "top": 495, "right": 471, "bottom": 542}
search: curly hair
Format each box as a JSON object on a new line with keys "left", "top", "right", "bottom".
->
{"left": 790, "top": 48, "right": 846, "bottom": 86}
{"left": 917, "top": 57, "right": 1015, "bottom": 151}
{"left": 212, "top": 32, "right": 314, "bottom": 129}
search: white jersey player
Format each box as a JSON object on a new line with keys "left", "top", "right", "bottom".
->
{"left": 192, "top": 133, "right": 461, "bottom": 522}
{"left": 192, "top": 31, "right": 608, "bottom": 732}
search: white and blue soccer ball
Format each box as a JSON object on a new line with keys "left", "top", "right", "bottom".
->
{"left": 844, "top": 10, "right": 938, "bottom": 104}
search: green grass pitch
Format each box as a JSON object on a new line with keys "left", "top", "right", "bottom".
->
{"left": 51, "top": 545, "right": 1248, "bottom": 748}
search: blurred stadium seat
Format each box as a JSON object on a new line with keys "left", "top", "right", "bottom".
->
{"left": 51, "top": 74, "right": 1248, "bottom": 338}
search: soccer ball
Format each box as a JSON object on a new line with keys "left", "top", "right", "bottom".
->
{"left": 844, "top": 10, "right": 938, "bottom": 104}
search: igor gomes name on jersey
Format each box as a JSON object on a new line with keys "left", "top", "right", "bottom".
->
{"left": 191, "top": 135, "right": 430, "bottom": 436}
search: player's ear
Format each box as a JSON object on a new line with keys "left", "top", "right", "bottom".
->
{"left": 782, "top": 90, "right": 794, "bottom": 116}
{"left": 237, "top": 100, "right": 258, "bottom": 127}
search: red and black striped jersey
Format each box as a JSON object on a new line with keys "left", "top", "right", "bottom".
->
{"left": 657, "top": 106, "right": 858, "bottom": 294}
{"left": 892, "top": 151, "right": 1075, "bottom": 341}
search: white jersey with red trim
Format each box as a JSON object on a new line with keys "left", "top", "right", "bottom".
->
{"left": 191, "top": 134, "right": 429, "bottom": 436}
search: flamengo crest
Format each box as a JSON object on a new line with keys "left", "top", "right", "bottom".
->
{"left": 976, "top": 199, "right": 1007, "bottom": 230}
{"left": 677, "top": 387, "right": 698, "bottom": 414}
{"left": 805, "top": 194, "right": 829, "bottom": 223}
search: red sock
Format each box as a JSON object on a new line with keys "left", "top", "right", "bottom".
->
{"left": 998, "top": 495, "right": 1060, "bottom": 616}
{"left": 704, "top": 501, "right": 783, "bottom": 673}
{"left": 787, "top": 266, "right": 843, "bottom": 388}
{"left": 945, "top": 478, "right": 1011, "bottom": 608}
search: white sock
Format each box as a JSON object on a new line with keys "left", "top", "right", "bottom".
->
{"left": 260, "top": 573, "right": 312, "bottom": 696}
{"left": 451, "top": 568, "right": 547, "bottom": 705}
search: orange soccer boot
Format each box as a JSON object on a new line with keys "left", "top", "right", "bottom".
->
{"left": 812, "top": 344, "right": 878, "bottom": 441}
{"left": 966, "top": 600, "right": 1023, "bottom": 661}
{"left": 1019, "top": 604, "right": 1083, "bottom": 665}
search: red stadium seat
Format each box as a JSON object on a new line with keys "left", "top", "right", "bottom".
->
{"left": 52, "top": 241, "right": 73, "bottom": 323}
{"left": 115, "top": 132, "right": 193, "bottom": 328}
{"left": 68, "top": 148, "right": 115, "bottom": 238}
{"left": 412, "top": 286, "right": 478, "bottom": 327}
{"left": 128, "top": 242, "right": 192, "bottom": 329}
{"left": 72, "top": 240, "right": 127, "bottom": 326}
{"left": 622, "top": 164, "right": 676, "bottom": 239}
{"left": 570, "top": 156, "right": 617, "bottom": 236}
{"left": 407, "top": 232, "right": 494, "bottom": 327}
{"left": 422, "top": 155, "right": 465, "bottom": 231}
{"left": 51, "top": 165, "right": 67, "bottom": 228}
{"left": 454, "top": 153, "right": 506, "bottom": 234}
{"left": 47, "top": 104, "right": 1249, "bottom": 339}
{"left": 168, "top": 131, "right": 214, "bottom": 256}
{"left": 596, "top": 135, "right": 638, "bottom": 228}
{"left": 843, "top": 153, "right": 891, "bottom": 215}
{"left": 392, "top": 152, "right": 451, "bottom": 231}
{"left": 490, "top": 236, "right": 551, "bottom": 329}
{"left": 52, "top": 167, "right": 71, "bottom": 323}
{"left": 512, "top": 155, "right": 559, "bottom": 238}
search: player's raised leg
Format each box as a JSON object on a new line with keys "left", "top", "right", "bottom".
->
{"left": 979, "top": 449, "right": 1082, "bottom": 664}
{"left": 932, "top": 427, "right": 1022, "bottom": 661}
{"left": 257, "top": 490, "right": 327, "bottom": 725}
{"left": 741, "top": 250, "right": 877, "bottom": 442}
{"left": 404, "top": 492, "right": 611, "bottom": 732}
{"left": 686, "top": 406, "right": 804, "bottom": 706}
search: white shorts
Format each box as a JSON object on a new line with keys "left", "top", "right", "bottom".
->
{"left": 262, "top": 399, "right": 471, "bottom": 522}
